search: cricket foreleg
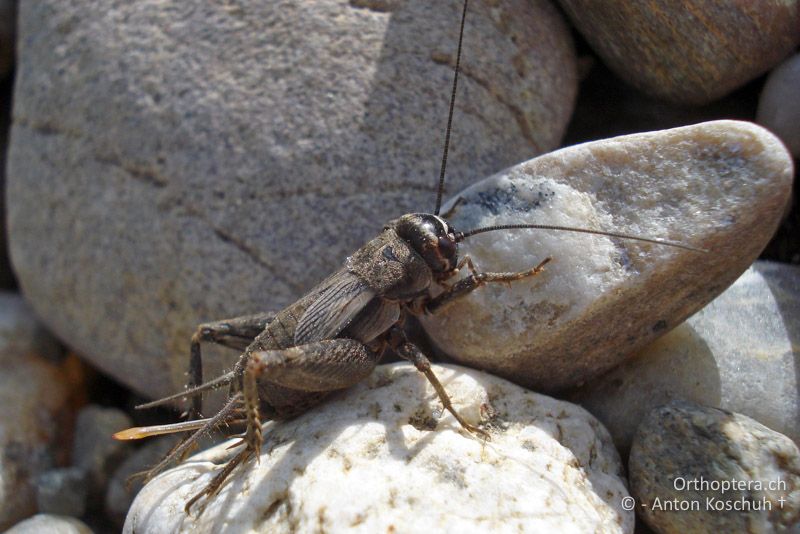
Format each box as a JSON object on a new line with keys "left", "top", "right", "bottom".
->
{"left": 426, "top": 256, "right": 551, "bottom": 314}
{"left": 388, "top": 326, "right": 489, "bottom": 439}
{"left": 186, "top": 312, "right": 277, "bottom": 418}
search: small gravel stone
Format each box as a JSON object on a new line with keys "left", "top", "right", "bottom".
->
{"left": 5, "top": 514, "right": 94, "bottom": 534}
{"left": 629, "top": 401, "right": 800, "bottom": 533}
{"left": 758, "top": 53, "right": 800, "bottom": 158}
{"left": 36, "top": 467, "right": 88, "bottom": 518}
{"left": 73, "top": 405, "right": 133, "bottom": 493}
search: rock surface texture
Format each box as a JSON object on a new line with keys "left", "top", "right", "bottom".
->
{"left": 421, "top": 121, "right": 794, "bottom": 393}
{"left": 572, "top": 261, "right": 800, "bottom": 453}
{"left": 758, "top": 53, "right": 800, "bottom": 158}
{"left": 0, "top": 293, "right": 77, "bottom": 530}
{"left": 125, "top": 364, "right": 633, "bottom": 533}
{"left": 629, "top": 401, "right": 800, "bottom": 533}
{"left": 7, "top": 0, "right": 576, "bottom": 401}
{"left": 558, "top": 0, "right": 800, "bottom": 105}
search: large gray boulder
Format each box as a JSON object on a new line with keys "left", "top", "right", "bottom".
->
{"left": 7, "top": 0, "right": 576, "bottom": 399}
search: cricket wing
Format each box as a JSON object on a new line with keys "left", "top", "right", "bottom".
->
{"left": 294, "top": 270, "right": 374, "bottom": 345}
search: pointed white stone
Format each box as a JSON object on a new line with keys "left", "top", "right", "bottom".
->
{"left": 421, "top": 121, "right": 794, "bottom": 393}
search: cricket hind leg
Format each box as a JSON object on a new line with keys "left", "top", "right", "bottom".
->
{"left": 185, "top": 312, "right": 276, "bottom": 418}
{"left": 388, "top": 324, "right": 489, "bottom": 439}
{"left": 424, "top": 256, "right": 551, "bottom": 314}
{"left": 183, "top": 338, "right": 380, "bottom": 514}
{"left": 241, "top": 339, "right": 381, "bottom": 459}
{"left": 128, "top": 314, "right": 275, "bottom": 480}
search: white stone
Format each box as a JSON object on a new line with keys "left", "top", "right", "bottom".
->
{"left": 572, "top": 261, "right": 800, "bottom": 453}
{"left": 421, "top": 120, "right": 794, "bottom": 393}
{"left": 5, "top": 514, "right": 93, "bottom": 534}
{"left": 125, "top": 364, "right": 632, "bottom": 533}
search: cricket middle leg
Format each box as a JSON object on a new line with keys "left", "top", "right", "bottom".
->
{"left": 387, "top": 324, "right": 489, "bottom": 439}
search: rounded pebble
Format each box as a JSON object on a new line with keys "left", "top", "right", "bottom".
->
{"left": 629, "top": 401, "right": 800, "bottom": 533}
{"left": 5, "top": 514, "right": 93, "bottom": 534}
{"left": 571, "top": 261, "right": 800, "bottom": 454}
{"left": 559, "top": 0, "right": 800, "bottom": 104}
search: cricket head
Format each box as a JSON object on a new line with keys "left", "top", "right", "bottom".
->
{"left": 393, "top": 213, "right": 459, "bottom": 274}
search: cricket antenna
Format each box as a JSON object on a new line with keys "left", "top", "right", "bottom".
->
{"left": 434, "top": 0, "right": 469, "bottom": 216}
{"left": 455, "top": 223, "right": 707, "bottom": 253}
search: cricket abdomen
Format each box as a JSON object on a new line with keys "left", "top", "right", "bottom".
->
{"left": 245, "top": 271, "right": 391, "bottom": 420}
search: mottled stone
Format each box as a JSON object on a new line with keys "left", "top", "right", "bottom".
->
{"left": 421, "top": 121, "right": 793, "bottom": 393}
{"left": 5, "top": 514, "right": 93, "bottom": 534}
{"left": 36, "top": 467, "right": 88, "bottom": 517}
{"left": 7, "top": 0, "right": 576, "bottom": 401}
{"left": 72, "top": 405, "right": 132, "bottom": 495}
{"left": 758, "top": 53, "right": 800, "bottom": 158}
{"left": 629, "top": 401, "right": 800, "bottom": 533}
{"left": 0, "top": 293, "right": 77, "bottom": 530}
{"left": 571, "top": 262, "right": 800, "bottom": 454}
{"left": 126, "top": 364, "right": 632, "bottom": 533}
{"left": 558, "top": 0, "right": 800, "bottom": 105}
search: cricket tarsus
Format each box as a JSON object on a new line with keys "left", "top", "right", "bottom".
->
{"left": 434, "top": 0, "right": 469, "bottom": 216}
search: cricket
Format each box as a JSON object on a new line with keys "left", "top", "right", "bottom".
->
{"left": 114, "top": 0, "right": 703, "bottom": 515}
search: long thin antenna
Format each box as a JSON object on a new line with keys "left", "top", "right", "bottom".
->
{"left": 456, "top": 223, "right": 707, "bottom": 252}
{"left": 434, "top": 0, "right": 469, "bottom": 216}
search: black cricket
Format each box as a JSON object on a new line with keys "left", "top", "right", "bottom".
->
{"left": 115, "top": 0, "right": 701, "bottom": 514}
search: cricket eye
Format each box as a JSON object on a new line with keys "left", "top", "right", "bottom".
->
{"left": 438, "top": 235, "right": 456, "bottom": 259}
